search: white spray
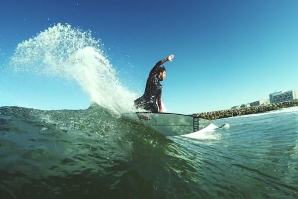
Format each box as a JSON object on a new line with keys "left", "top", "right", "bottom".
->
{"left": 9, "top": 23, "right": 137, "bottom": 114}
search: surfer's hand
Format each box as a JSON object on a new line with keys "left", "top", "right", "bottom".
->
{"left": 168, "top": 54, "right": 174, "bottom": 61}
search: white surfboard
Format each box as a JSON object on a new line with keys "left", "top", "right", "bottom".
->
{"left": 121, "top": 112, "right": 213, "bottom": 136}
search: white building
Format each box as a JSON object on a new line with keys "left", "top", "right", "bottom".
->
{"left": 250, "top": 99, "right": 270, "bottom": 107}
{"left": 269, "top": 90, "right": 298, "bottom": 104}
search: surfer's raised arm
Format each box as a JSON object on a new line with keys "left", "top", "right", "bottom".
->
{"left": 149, "top": 54, "right": 174, "bottom": 76}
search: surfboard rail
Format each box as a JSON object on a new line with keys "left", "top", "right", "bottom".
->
{"left": 121, "top": 111, "right": 213, "bottom": 136}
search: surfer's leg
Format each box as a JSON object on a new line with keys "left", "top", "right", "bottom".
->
{"left": 134, "top": 96, "right": 144, "bottom": 109}
{"left": 147, "top": 103, "right": 158, "bottom": 113}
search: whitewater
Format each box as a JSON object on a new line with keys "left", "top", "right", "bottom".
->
{"left": 9, "top": 23, "right": 138, "bottom": 115}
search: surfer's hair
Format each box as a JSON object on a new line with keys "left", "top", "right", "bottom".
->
{"left": 157, "top": 65, "right": 166, "bottom": 74}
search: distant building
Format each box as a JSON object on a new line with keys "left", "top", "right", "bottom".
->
{"left": 240, "top": 103, "right": 250, "bottom": 108}
{"left": 250, "top": 99, "right": 270, "bottom": 107}
{"left": 269, "top": 90, "right": 298, "bottom": 104}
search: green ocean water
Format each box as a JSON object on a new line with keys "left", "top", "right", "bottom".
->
{"left": 0, "top": 105, "right": 297, "bottom": 199}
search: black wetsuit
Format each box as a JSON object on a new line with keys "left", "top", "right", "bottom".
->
{"left": 134, "top": 58, "right": 168, "bottom": 113}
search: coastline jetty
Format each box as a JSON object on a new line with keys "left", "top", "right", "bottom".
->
{"left": 192, "top": 100, "right": 298, "bottom": 120}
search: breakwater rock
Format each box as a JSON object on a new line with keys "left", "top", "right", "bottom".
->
{"left": 192, "top": 100, "right": 298, "bottom": 120}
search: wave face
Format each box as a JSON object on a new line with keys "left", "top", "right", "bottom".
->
{"left": 1, "top": 106, "right": 298, "bottom": 199}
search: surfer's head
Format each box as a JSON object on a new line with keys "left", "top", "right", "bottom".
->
{"left": 157, "top": 65, "right": 166, "bottom": 81}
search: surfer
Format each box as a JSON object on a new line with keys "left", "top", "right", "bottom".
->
{"left": 134, "top": 54, "right": 175, "bottom": 113}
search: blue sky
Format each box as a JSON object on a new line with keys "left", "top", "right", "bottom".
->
{"left": 1, "top": 0, "right": 298, "bottom": 114}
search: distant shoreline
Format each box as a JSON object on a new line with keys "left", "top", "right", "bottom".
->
{"left": 192, "top": 100, "right": 298, "bottom": 120}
